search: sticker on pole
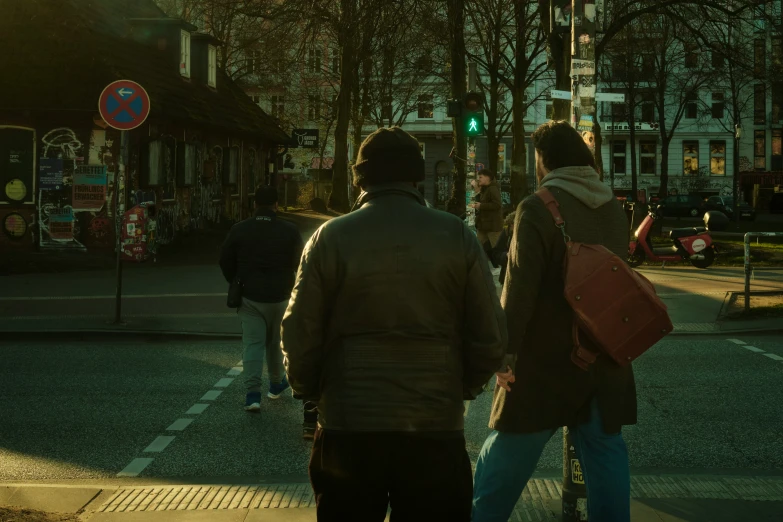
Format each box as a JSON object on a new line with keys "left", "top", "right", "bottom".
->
{"left": 571, "top": 459, "right": 584, "bottom": 484}
{"left": 98, "top": 80, "right": 151, "bottom": 131}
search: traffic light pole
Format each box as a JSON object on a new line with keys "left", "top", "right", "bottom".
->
{"left": 562, "top": 1, "right": 600, "bottom": 521}
{"left": 465, "top": 62, "right": 479, "bottom": 228}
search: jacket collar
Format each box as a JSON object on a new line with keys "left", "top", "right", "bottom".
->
{"left": 351, "top": 183, "right": 426, "bottom": 212}
{"left": 254, "top": 208, "right": 277, "bottom": 218}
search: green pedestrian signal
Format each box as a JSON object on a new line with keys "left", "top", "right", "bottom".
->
{"left": 465, "top": 112, "right": 484, "bottom": 136}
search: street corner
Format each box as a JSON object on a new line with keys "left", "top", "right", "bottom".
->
{"left": 716, "top": 290, "right": 783, "bottom": 333}
{"left": 0, "top": 484, "right": 107, "bottom": 515}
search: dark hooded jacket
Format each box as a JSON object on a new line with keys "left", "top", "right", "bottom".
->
{"left": 282, "top": 183, "right": 507, "bottom": 432}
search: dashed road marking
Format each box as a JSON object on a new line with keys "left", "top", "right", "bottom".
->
{"left": 144, "top": 436, "right": 176, "bottom": 453}
{"left": 200, "top": 390, "right": 223, "bottom": 401}
{"left": 214, "top": 378, "right": 234, "bottom": 388}
{"left": 727, "top": 339, "right": 746, "bottom": 345}
{"left": 743, "top": 346, "right": 766, "bottom": 353}
{"left": 167, "top": 419, "right": 194, "bottom": 431}
{"left": 227, "top": 367, "right": 242, "bottom": 376}
{"left": 763, "top": 353, "right": 783, "bottom": 361}
{"left": 117, "top": 458, "right": 154, "bottom": 477}
{"left": 185, "top": 404, "right": 209, "bottom": 415}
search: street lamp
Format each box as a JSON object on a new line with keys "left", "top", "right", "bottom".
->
{"left": 733, "top": 123, "right": 743, "bottom": 224}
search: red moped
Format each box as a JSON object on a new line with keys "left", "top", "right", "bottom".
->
{"left": 627, "top": 205, "right": 717, "bottom": 269}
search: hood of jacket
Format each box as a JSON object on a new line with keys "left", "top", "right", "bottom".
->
{"left": 540, "top": 166, "right": 614, "bottom": 209}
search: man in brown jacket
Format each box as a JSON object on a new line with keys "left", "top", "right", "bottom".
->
{"left": 472, "top": 121, "right": 636, "bottom": 522}
{"left": 281, "top": 126, "right": 506, "bottom": 521}
{"left": 471, "top": 169, "right": 503, "bottom": 247}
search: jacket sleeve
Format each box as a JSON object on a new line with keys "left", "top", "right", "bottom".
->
{"left": 480, "top": 185, "right": 502, "bottom": 211}
{"left": 218, "top": 227, "right": 238, "bottom": 284}
{"left": 502, "top": 197, "right": 550, "bottom": 357}
{"left": 462, "top": 224, "right": 507, "bottom": 399}
{"left": 281, "top": 230, "right": 327, "bottom": 401}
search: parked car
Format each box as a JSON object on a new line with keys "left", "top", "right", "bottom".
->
{"left": 704, "top": 196, "right": 756, "bottom": 221}
{"left": 770, "top": 193, "right": 783, "bottom": 214}
{"left": 657, "top": 194, "right": 705, "bottom": 218}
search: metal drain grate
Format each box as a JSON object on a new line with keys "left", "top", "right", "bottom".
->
{"left": 99, "top": 476, "right": 783, "bottom": 514}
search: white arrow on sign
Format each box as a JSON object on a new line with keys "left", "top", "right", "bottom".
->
{"left": 550, "top": 90, "right": 572, "bottom": 100}
{"left": 596, "top": 92, "right": 626, "bottom": 102}
{"left": 117, "top": 88, "right": 134, "bottom": 97}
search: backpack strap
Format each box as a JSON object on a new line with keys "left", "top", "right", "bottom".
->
{"left": 535, "top": 187, "right": 564, "bottom": 226}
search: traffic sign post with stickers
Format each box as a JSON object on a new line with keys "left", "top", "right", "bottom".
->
{"left": 98, "top": 80, "right": 151, "bottom": 325}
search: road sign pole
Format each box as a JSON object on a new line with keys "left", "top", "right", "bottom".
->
{"left": 113, "top": 130, "right": 129, "bottom": 325}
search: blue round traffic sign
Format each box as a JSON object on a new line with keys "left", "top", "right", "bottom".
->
{"left": 98, "top": 80, "right": 151, "bottom": 131}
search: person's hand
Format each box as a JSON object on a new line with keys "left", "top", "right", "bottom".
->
{"left": 471, "top": 203, "right": 481, "bottom": 210}
{"left": 470, "top": 180, "right": 478, "bottom": 189}
{"left": 496, "top": 366, "right": 515, "bottom": 392}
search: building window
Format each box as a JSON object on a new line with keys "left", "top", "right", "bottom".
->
{"left": 754, "top": 1, "right": 766, "bottom": 32}
{"left": 685, "top": 43, "right": 698, "bottom": 68}
{"left": 755, "top": 84, "right": 766, "bottom": 124}
{"left": 612, "top": 140, "right": 626, "bottom": 175}
{"left": 308, "top": 94, "right": 321, "bottom": 120}
{"left": 271, "top": 95, "right": 285, "bottom": 117}
{"left": 773, "top": 82, "right": 783, "bottom": 122}
{"left": 712, "top": 49, "right": 724, "bottom": 69}
{"left": 640, "top": 92, "right": 655, "bottom": 122}
{"left": 251, "top": 95, "right": 260, "bottom": 104}
{"left": 710, "top": 141, "right": 726, "bottom": 176}
{"left": 147, "top": 140, "right": 167, "bottom": 185}
{"left": 755, "top": 130, "right": 766, "bottom": 170}
{"left": 180, "top": 30, "right": 191, "bottom": 78}
{"left": 247, "top": 50, "right": 260, "bottom": 74}
{"left": 640, "top": 141, "right": 656, "bottom": 175}
{"left": 683, "top": 141, "right": 699, "bottom": 175}
{"left": 308, "top": 49, "right": 322, "bottom": 74}
{"left": 773, "top": 37, "right": 783, "bottom": 70}
{"left": 612, "top": 56, "right": 628, "bottom": 81}
{"left": 686, "top": 93, "right": 698, "bottom": 119}
{"left": 207, "top": 45, "right": 217, "bottom": 87}
{"left": 331, "top": 49, "right": 340, "bottom": 75}
{"left": 773, "top": 129, "right": 783, "bottom": 170}
{"left": 417, "top": 94, "right": 434, "bottom": 119}
{"left": 711, "top": 93, "right": 724, "bottom": 119}
{"left": 755, "top": 39, "right": 766, "bottom": 78}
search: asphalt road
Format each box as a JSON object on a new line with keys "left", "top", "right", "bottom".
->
{"left": 1, "top": 333, "right": 781, "bottom": 484}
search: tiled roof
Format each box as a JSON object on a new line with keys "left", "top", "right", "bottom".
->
{"left": 0, "top": 0, "right": 288, "bottom": 143}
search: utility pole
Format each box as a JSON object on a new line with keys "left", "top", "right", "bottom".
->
{"left": 562, "top": 2, "right": 601, "bottom": 520}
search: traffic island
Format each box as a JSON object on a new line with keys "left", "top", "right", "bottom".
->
{"left": 718, "top": 291, "right": 783, "bottom": 332}
{"left": 0, "top": 506, "right": 81, "bottom": 522}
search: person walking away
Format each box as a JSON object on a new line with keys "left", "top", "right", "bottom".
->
{"left": 472, "top": 121, "right": 636, "bottom": 522}
{"left": 281, "top": 126, "right": 506, "bottom": 522}
{"left": 470, "top": 169, "right": 503, "bottom": 249}
{"left": 220, "top": 186, "right": 304, "bottom": 413}
{"left": 484, "top": 211, "right": 516, "bottom": 286}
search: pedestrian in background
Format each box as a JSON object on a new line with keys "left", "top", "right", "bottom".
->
{"left": 472, "top": 121, "right": 636, "bottom": 522}
{"left": 470, "top": 169, "right": 503, "bottom": 248}
{"left": 485, "top": 211, "right": 516, "bottom": 286}
{"left": 220, "top": 186, "right": 304, "bottom": 413}
{"left": 282, "top": 126, "right": 506, "bottom": 522}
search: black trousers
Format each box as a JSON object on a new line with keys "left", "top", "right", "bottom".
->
{"left": 309, "top": 429, "right": 473, "bottom": 522}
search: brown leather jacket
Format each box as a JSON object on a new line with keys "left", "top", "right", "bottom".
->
{"left": 282, "top": 183, "right": 506, "bottom": 432}
{"left": 476, "top": 180, "right": 503, "bottom": 232}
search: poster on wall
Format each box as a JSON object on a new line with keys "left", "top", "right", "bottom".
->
{"left": 39, "top": 158, "right": 64, "bottom": 190}
{"left": 48, "top": 211, "right": 75, "bottom": 240}
{"left": 72, "top": 165, "right": 107, "bottom": 211}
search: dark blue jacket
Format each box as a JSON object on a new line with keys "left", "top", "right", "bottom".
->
{"left": 219, "top": 210, "right": 304, "bottom": 303}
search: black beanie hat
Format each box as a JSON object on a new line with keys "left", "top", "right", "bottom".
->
{"left": 352, "top": 127, "right": 425, "bottom": 186}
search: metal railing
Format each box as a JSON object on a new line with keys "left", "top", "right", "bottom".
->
{"left": 744, "top": 232, "right": 783, "bottom": 313}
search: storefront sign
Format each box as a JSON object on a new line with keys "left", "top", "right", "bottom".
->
{"left": 290, "top": 129, "right": 319, "bottom": 149}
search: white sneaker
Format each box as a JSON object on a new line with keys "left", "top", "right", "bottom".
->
{"left": 244, "top": 402, "right": 261, "bottom": 413}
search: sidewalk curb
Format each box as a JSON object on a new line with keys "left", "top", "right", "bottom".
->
{"left": 670, "top": 328, "right": 783, "bottom": 336}
{"left": 0, "top": 330, "right": 241, "bottom": 341}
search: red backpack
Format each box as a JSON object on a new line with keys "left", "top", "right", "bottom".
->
{"left": 536, "top": 187, "right": 673, "bottom": 370}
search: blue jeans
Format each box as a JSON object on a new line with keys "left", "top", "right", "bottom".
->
{"left": 472, "top": 399, "right": 630, "bottom": 522}
{"left": 238, "top": 298, "right": 287, "bottom": 393}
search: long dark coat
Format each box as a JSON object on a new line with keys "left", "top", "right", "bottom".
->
{"left": 489, "top": 188, "right": 637, "bottom": 435}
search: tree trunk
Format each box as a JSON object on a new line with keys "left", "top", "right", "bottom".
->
{"left": 328, "top": 0, "right": 355, "bottom": 213}
{"left": 659, "top": 137, "right": 671, "bottom": 199}
{"left": 446, "top": 0, "right": 467, "bottom": 216}
{"left": 628, "top": 106, "right": 638, "bottom": 201}
{"left": 549, "top": 30, "right": 572, "bottom": 120}
{"left": 509, "top": 0, "right": 530, "bottom": 207}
